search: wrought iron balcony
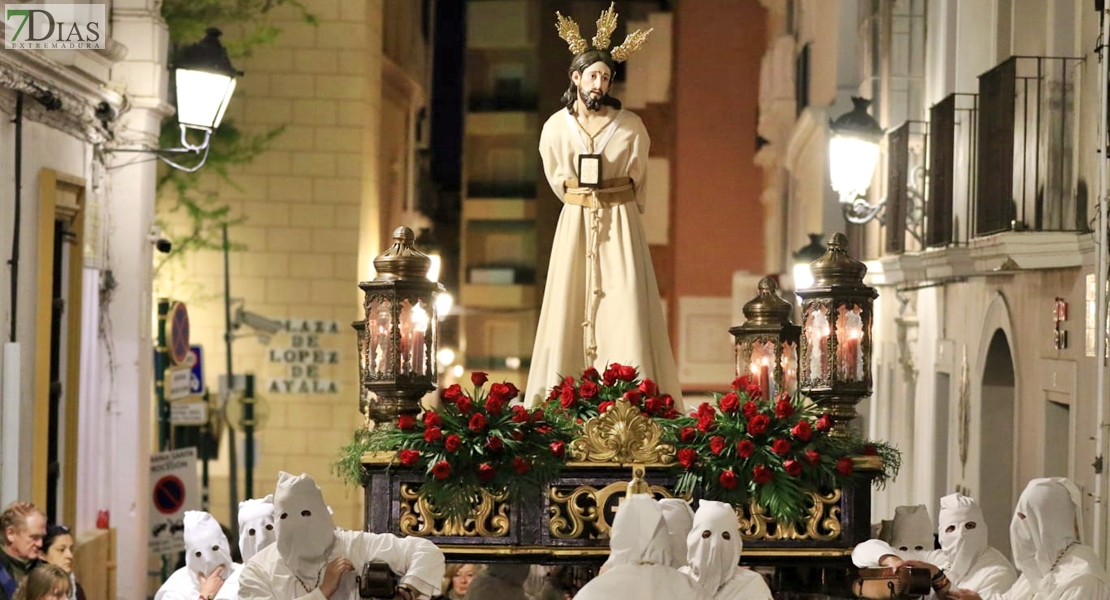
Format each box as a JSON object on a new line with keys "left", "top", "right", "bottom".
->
{"left": 925, "top": 93, "right": 978, "bottom": 248}
{"left": 884, "top": 121, "right": 928, "bottom": 254}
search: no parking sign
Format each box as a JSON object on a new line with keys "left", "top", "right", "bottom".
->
{"left": 148, "top": 447, "right": 198, "bottom": 555}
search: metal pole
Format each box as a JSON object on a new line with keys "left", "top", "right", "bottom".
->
{"left": 201, "top": 388, "right": 211, "bottom": 511}
{"left": 244, "top": 374, "right": 255, "bottom": 499}
{"left": 223, "top": 225, "right": 239, "bottom": 530}
{"left": 1093, "top": 6, "right": 1110, "bottom": 566}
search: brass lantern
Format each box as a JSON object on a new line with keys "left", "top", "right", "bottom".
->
{"left": 729, "top": 277, "right": 801, "bottom": 401}
{"left": 796, "top": 233, "right": 878, "bottom": 434}
{"left": 357, "top": 227, "right": 444, "bottom": 427}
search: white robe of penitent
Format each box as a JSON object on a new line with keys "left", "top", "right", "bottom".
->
{"left": 238, "top": 472, "right": 444, "bottom": 600}
{"left": 155, "top": 511, "right": 242, "bottom": 600}
{"left": 574, "top": 495, "right": 711, "bottom": 600}
{"left": 679, "top": 500, "right": 772, "bottom": 600}
{"left": 524, "top": 107, "right": 682, "bottom": 411}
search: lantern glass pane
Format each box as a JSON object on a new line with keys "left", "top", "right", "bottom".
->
{"left": 829, "top": 136, "right": 881, "bottom": 199}
{"left": 803, "top": 305, "right": 831, "bottom": 381}
{"left": 403, "top": 299, "right": 432, "bottom": 376}
{"left": 749, "top": 340, "right": 775, "bottom": 399}
{"left": 780, "top": 340, "right": 797, "bottom": 395}
{"left": 836, "top": 304, "right": 865, "bottom": 382}
{"left": 367, "top": 297, "right": 393, "bottom": 375}
{"left": 175, "top": 69, "right": 236, "bottom": 129}
{"left": 355, "top": 324, "right": 368, "bottom": 383}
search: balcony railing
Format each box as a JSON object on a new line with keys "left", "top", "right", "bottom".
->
{"left": 926, "top": 93, "right": 978, "bottom": 247}
{"left": 976, "top": 56, "right": 1083, "bottom": 235}
{"left": 885, "top": 121, "right": 928, "bottom": 254}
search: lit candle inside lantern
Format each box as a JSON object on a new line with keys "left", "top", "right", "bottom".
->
{"left": 759, "top": 358, "right": 771, "bottom": 401}
{"left": 411, "top": 303, "right": 428, "bottom": 375}
{"left": 805, "top": 309, "right": 831, "bottom": 380}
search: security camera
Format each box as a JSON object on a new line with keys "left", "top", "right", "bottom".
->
{"left": 234, "top": 306, "right": 284, "bottom": 336}
{"left": 148, "top": 225, "right": 172, "bottom": 254}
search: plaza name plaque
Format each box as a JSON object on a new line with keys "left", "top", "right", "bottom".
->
{"left": 267, "top": 319, "right": 341, "bottom": 394}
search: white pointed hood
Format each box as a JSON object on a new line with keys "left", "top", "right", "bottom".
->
{"left": 658, "top": 498, "right": 695, "bottom": 568}
{"left": 274, "top": 472, "right": 336, "bottom": 581}
{"left": 1010, "top": 477, "right": 1081, "bottom": 585}
{"left": 184, "top": 511, "right": 235, "bottom": 582}
{"left": 937, "top": 493, "right": 988, "bottom": 582}
{"left": 891, "top": 504, "right": 933, "bottom": 553}
{"left": 681, "top": 500, "right": 741, "bottom": 594}
{"left": 238, "top": 495, "right": 276, "bottom": 562}
{"left": 607, "top": 494, "right": 673, "bottom": 568}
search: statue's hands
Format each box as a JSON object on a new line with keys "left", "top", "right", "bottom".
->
{"left": 319, "top": 558, "right": 355, "bottom": 599}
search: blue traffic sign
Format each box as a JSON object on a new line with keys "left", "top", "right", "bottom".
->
{"left": 188, "top": 345, "right": 204, "bottom": 395}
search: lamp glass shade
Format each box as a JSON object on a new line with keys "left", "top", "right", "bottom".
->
{"left": 828, "top": 135, "right": 880, "bottom": 200}
{"left": 174, "top": 69, "right": 237, "bottom": 130}
{"left": 366, "top": 297, "right": 394, "bottom": 376}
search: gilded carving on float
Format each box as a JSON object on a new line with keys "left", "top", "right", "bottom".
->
{"left": 548, "top": 472, "right": 683, "bottom": 540}
{"left": 398, "top": 483, "right": 511, "bottom": 537}
{"left": 568, "top": 398, "right": 676, "bottom": 464}
{"left": 737, "top": 489, "right": 842, "bottom": 542}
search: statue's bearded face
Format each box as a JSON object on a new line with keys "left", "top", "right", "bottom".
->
{"left": 572, "top": 61, "right": 612, "bottom": 111}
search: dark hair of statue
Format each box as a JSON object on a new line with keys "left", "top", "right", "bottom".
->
{"left": 562, "top": 49, "right": 622, "bottom": 113}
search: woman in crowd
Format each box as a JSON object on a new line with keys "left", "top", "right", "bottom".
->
{"left": 40, "top": 526, "right": 84, "bottom": 600}
{"left": 14, "top": 564, "right": 70, "bottom": 600}
{"left": 435, "top": 564, "right": 479, "bottom": 600}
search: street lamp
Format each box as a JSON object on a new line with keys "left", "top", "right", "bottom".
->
{"left": 829, "top": 97, "right": 884, "bottom": 224}
{"left": 730, "top": 277, "right": 801, "bottom": 400}
{"left": 791, "top": 233, "right": 827, "bottom": 291}
{"left": 357, "top": 227, "right": 445, "bottom": 427}
{"left": 796, "top": 233, "right": 879, "bottom": 435}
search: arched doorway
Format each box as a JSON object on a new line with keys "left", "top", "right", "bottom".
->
{"left": 980, "top": 328, "right": 1016, "bottom": 559}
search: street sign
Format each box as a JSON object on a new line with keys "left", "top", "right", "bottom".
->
{"left": 148, "top": 447, "right": 198, "bottom": 555}
{"left": 187, "top": 345, "right": 204, "bottom": 395}
{"left": 167, "top": 367, "right": 192, "bottom": 401}
{"left": 170, "top": 401, "right": 208, "bottom": 426}
{"left": 166, "top": 302, "right": 190, "bottom": 365}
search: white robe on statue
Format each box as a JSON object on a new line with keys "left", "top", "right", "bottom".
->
{"left": 238, "top": 472, "right": 444, "bottom": 600}
{"left": 968, "top": 478, "right": 1110, "bottom": 600}
{"left": 574, "top": 495, "right": 711, "bottom": 600}
{"left": 679, "top": 500, "right": 772, "bottom": 600}
{"left": 155, "top": 511, "right": 242, "bottom": 600}
{"left": 525, "top": 107, "right": 682, "bottom": 410}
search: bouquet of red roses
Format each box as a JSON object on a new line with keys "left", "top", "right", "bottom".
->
{"left": 359, "top": 372, "right": 571, "bottom": 521}
{"left": 542, "top": 362, "right": 682, "bottom": 426}
{"left": 670, "top": 375, "right": 900, "bottom": 525}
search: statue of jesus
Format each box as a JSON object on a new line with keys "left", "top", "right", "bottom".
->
{"left": 524, "top": 3, "right": 683, "bottom": 411}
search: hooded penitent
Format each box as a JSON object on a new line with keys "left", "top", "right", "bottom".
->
{"left": 937, "top": 493, "right": 988, "bottom": 582}
{"left": 680, "top": 500, "right": 740, "bottom": 593}
{"left": 238, "top": 495, "right": 276, "bottom": 562}
{"left": 184, "top": 511, "right": 235, "bottom": 582}
{"left": 273, "top": 472, "right": 336, "bottom": 584}
{"left": 658, "top": 498, "right": 695, "bottom": 569}
{"left": 1010, "top": 478, "right": 1081, "bottom": 584}
{"left": 607, "top": 494, "right": 673, "bottom": 568}
{"left": 891, "top": 504, "right": 933, "bottom": 553}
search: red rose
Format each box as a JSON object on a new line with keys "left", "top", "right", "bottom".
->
{"left": 579, "top": 381, "right": 600, "bottom": 399}
{"left": 487, "top": 383, "right": 509, "bottom": 403}
{"left": 784, "top": 459, "right": 802, "bottom": 477}
{"left": 638, "top": 378, "right": 658, "bottom": 397}
{"left": 599, "top": 401, "right": 615, "bottom": 413}
{"left": 431, "top": 460, "right": 452, "bottom": 480}
{"left": 471, "top": 371, "right": 488, "bottom": 387}
{"left": 836, "top": 457, "right": 854, "bottom": 476}
{"left": 719, "top": 392, "right": 740, "bottom": 413}
{"left": 644, "top": 396, "right": 663, "bottom": 415}
{"left": 511, "top": 405, "right": 529, "bottom": 423}
{"left": 733, "top": 375, "right": 752, "bottom": 391}
{"left": 531, "top": 408, "right": 545, "bottom": 422}
{"left": 709, "top": 436, "right": 727, "bottom": 455}
{"left": 622, "top": 389, "right": 642, "bottom": 405}
{"left": 678, "top": 448, "right": 698, "bottom": 469}
{"left": 485, "top": 397, "right": 505, "bottom": 416}
{"left": 862, "top": 444, "right": 878, "bottom": 456}
{"left": 560, "top": 385, "right": 576, "bottom": 408}
{"left": 423, "top": 411, "right": 441, "bottom": 428}
{"left": 424, "top": 426, "right": 443, "bottom": 443}
{"left": 502, "top": 382, "right": 520, "bottom": 399}
{"left": 741, "top": 401, "right": 759, "bottom": 419}
{"left": 737, "top": 439, "right": 756, "bottom": 458}
{"left": 661, "top": 395, "right": 675, "bottom": 409}
{"left": 399, "top": 449, "right": 420, "bottom": 466}
{"left": 718, "top": 469, "right": 739, "bottom": 489}
{"left": 441, "top": 384, "right": 464, "bottom": 402}
{"left": 748, "top": 414, "right": 771, "bottom": 435}
{"left": 487, "top": 436, "right": 503, "bottom": 452}
{"left": 512, "top": 456, "right": 531, "bottom": 474}
{"left": 456, "top": 396, "right": 473, "bottom": 414}
{"left": 550, "top": 440, "right": 566, "bottom": 458}
{"left": 477, "top": 463, "right": 495, "bottom": 482}
{"left": 680, "top": 427, "right": 696, "bottom": 443}
{"left": 663, "top": 409, "right": 680, "bottom": 419}
{"left": 602, "top": 364, "right": 620, "bottom": 386}
{"left": 805, "top": 450, "right": 820, "bottom": 466}
{"left": 775, "top": 399, "right": 795, "bottom": 419}
{"left": 696, "top": 403, "right": 716, "bottom": 419}
{"left": 792, "top": 419, "right": 812, "bottom": 442}
{"left": 771, "top": 438, "right": 791, "bottom": 455}
{"left": 536, "top": 425, "right": 553, "bottom": 434}
{"left": 617, "top": 364, "right": 637, "bottom": 381}
{"left": 511, "top": 429, "right": 525, "bottom": 441}
{"left": 752, "top": 464, "right": 773, "bottom": 484}
{"left": 583, "top": 366, "right": 600, "bottom": 382}
{"left": 746, "top": 383, "right": 763, "bottom": 399}
{"left": 398, "top": 414, "right": 416, "bottom": 430}
{"left": 444, "top": 434, "right": 461, "bottom": 452}
{"left": 468, "top": 413, "right": 487, "bottom": 433}
{"left": 696, "top": 415, "right": 715, "bottom": 433}
{"left": 815, "top": 414, "right": 833, "bottom": 432}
